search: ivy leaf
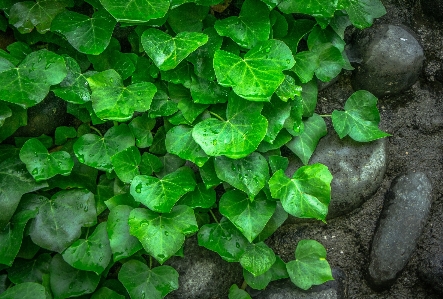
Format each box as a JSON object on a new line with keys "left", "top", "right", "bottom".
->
{"left": 55, "top": 126, "right": 77, "bottom": 145}
{"left": 0, "top": 282, "right": 46, "bottom": 299}
{"left": 130, "top": 167, "right": 196, "bottom": 213}
{"left": 100, "top": 0, "right": 170, "bottom": 23}
{"left": 0, "top": 49, "right": 67, "bottom": 108}
{"left": 49, "top": 254, "right": 100, "bottom": 299}
{"left": 141, "top": 28, "right": 208, "bottom": 71}
{"left": 19, "top": 138, "right": 74, "bottom": 181}
{"left": 51, "top": 10, "right": 117, "bottom": 55}
{"left": 118, "top": 260, "right": 178, "bottom": 299}
{"left": 262, "top": 97, "right": 291, "bottom": 143}
{"left": 6, "top": 253, "right": 51, "bottom": 284}
{"left": 107, "top": 205, "right": 143, "bottom": 263}
{"left": 192, "top": 93, "right": 268, "bottom": 159}
{"left": 239, "top": 242, "right": 276, "bottom": 277}
{"left": 285, "top": 114, "right": 327, "bottom": 165}
{"left": 344, "top": 0, "right": 386, "bottom": 29}
{"left": 128, "top": 205, "right": 198, "bottom": 264}
{"left": 61, "top": 222, "right": 112, "bottom": 275}
{"left": 73, "top": 124, "right": 135, "bottom": 172}
{"left": 0, "top": 102, "right": 12, "bottom": 127}
{"left": 199, "top": 157, "right": 222, "bottom": 189}
{"left": 197, "top": 217, "right": 248, "bottom": 262}
{"left": 213, "top": 40, "right": 294, "bottom": 101}
{"left": 219, "top": 190, "right": 276, "bottom": 242}
{"left": 214, "top": 0, "right": 270, "bottom": 49}
{"left": 214, "top": 153, "right": 269, "bottom": 199}
{"left": 255, "top": 201, "right": 288, "bottom": 242}
{"left": 190, "top": 76, "right": 229, "bottom": 104}
{"left": 286, "top": 239, "right": 333, "bottom": 290}
{"left": 129, "top": 114, "right": 156, "bottom": 148}
{"left": 29, "top": 189, "right": 97, "bottom": 253}
{"left": 140, "top": 152, "right": 163, "bottom": 176}
{"left": 243, "top": 256, "right": 288, "bottom": 290}
{"left": 275, "top": 74, "right": 302, "bottom": 102}
{"left": 110, "top": 146, "right": 141, "bottom": 184}
{"left": 165, "top": 125, "right": 209, "bottom": 167}
{"left": 168, "top": 3, "right": 208, "bottom": 33}
{"left": 228, "top": 284, "right": 252, "bottom": 299}
{"left": 332, "top": 90, "right": 390, "bottom": 142}
{"left": 269, "top": 165, "right": 332, "bottom": 221}
{"left": 278, "top": 0, "right": 338, "bottom": 19}
{"left": 91, "top": 287, "right": 125, "bottom": 299}
{"left": 0, "top": 157, "right": 48, "bottom": 228}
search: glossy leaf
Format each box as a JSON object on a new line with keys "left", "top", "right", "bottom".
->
{"left": 190, "top": 76, "right": 229, "bottom": 104}
{"left": 286, "top": 239, "right": 333, "bottom": 290}
{"left": 278, "top": 0, "right": 338, "bottom": 19}
{"left": 332, "top": 90, "right": 390, "bottom": 142}
{"left": 110, "top": 146, "right": 141, "bottom": 183}
{"left": 140, "top": 152, "right": 163, "bottom": 175}
{"left": 255, "top": 202, "right": 288, "bottom": 242}
{"left": 275, "top": 74, "right": 302, "bottom": 102}
{"left": 129, "top": 114, "right": 156, "bottom": 149}
{"left": 0, "top": 102, "right": 11, "bottom": 127}
{"left": 130, "top": 166, "right": 196, "bottom": 213}
{"left": 128, "top": 205, "right": 198, "bottom": 264}
{"left": 239, "top": 242, "right": 276, "bottom": 277}
{"left": 269, "top": 165, "right": 332, "bottom": 221}
{"left": 214, "top": 40, "right": 294, "bottom": 101}
{"left": 228, "top": 284, "right": 252, "bottom": 299}
{"left": 100, "top": 0, "right": 170, "bottom": 23}
{"left": 262, "top": 97, "right": 291, "bottom": 143}
{"left": 178, "top": 182, "right": 216, "bottom": 209}
{"left": 0, "top": 282, "right": 46, "bottom": 299}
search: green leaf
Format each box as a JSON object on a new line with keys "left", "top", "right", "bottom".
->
{"left": 0, "top": 104, "right": 27, "bottom": 143}
{"left": 104, "top": 193, "right": 139, "bottom": 210}
{"left": 286, "top": 114, "right": 327, "bottom": 165}
{"left": 190, "top": 76, "right": 229, "bottom": 104}
{"left": 197, "top": 217, "right": 248, "bottom": 262}
{"left": 130, "top": 167, "right": 196, "bottom": 213}
{"left": 168, "top": 3, "right": 208, "bottom": 33}
{"left": 331, "top": 90, "right": 390, "bottom": 142}
{"left": 269, "top": 165, "right": 332, "bottom": 221}
{"left": 73, "top": 124, "right": 135, "bottom": 172}
{"left": 0, "top": 49, "right": 67, "bottom": 108}
{"left": 214, "top": 40, "right": 294, "bottom": 101}
{"left": 110, "top": 146, "right": 141, "bottom": 183}
{"left": 268, "top": 156, "right": 289, "bottom": 174}
{"left": 19, "top": 138, "right": 74, "bottom": 181}
{"left": 243, "top": 268, "right": 272, "bottom": 290}
{"left": 49, "top": 254, "right": 100, "bottom": 299}
{"left": 0, "top": 102, "right": 12, "bottom": 127}
{"left": 344, "top": 0, "right": 386, "bottom": 29}
{"left": 192, "top": 93, "right": 268, "bottom": 159}
{"left": 178, "top": 182, "right": 216, "bottom": 209}
{"left": 239, "top": 242, "right": 276, "bottom": 277}
{"left": 199, "top": 157, "right": 222, "bottom": 189}
{"left": 0, "top": 282, "right": 46, "bottom": 299}
{"left": 278, "top": 0, "right": 338, "bottom": 19}
{"left": 51, "top": 10, "right": 117, "bottom": 55}
{"left": 219, "top": 190, "right": 275, "bottom": 242}
{"left": 0, "top": 157, "right": 48, "bottom": 228}
{"left": 286, "top": 239, "right": 333, "bottom": 290}
{"left": 100, "top": 0, "right": 170, "bottom": 23}
{"left": 214, "top": 0, "right": 270, "bottom": 49}
{"left": 91, "top": 287, "right": 125, "bottom": 299}
{"left": 9, "top": 0, "right": 71, "bottom": 34}
{"left": 140, "top": 152, "right": 163, "bottom": 176}
{"left": 255, "top": 201, "right": 288, "bottom": 242}
{"left": 141, "top": 28, "right": 208, "bottom": 71}
{"left": 6, "top": 253, "right": 51, "bottom": 284}
{"left": 128, "top": 205, "right": 198, "bottom": 264}
{"left": 61, "top": 222, "right": 112, "bottom": 275}
{"left": 228, "top": 284, "right": 252, "bottom": 299}
{"left": 214, "top": 153, "right": 269, "bottom": 199}
{"left": 118, "top": 260, "right": 178, "bottom": 299}
{"left": 129, "top": 114, "right": 156, "bottom": 148}
{"left": 55, "top": 126, "right": 77, "bottom": 145}
{"left": 0, "top": 210, "right": 37, "bottom": 266}
{"left": 107, "top": 205, "right": 143, "bottom": 262}
{"left": 29, "top": 189, "right": 97, "bottom": 253}
{"left": 275, "top": 74, "right": 302, "bottom": 102}
{"left": 262, "top": 97, "right": 291, "bottom": 143}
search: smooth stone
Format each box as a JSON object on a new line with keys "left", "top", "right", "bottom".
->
{"left": 250, "top": 268, "right": 346, "bottom": 299}
{"left": 350, "top": 24, "right": 424, "bottom": 97}
{"left": 421, "top": 0, "right": 443, "bottom": 21}
{"left": 368, "top": 172, "right": 432, "bottom": 290}
{"left": 286, "top": 131, "right": 386, "bottom": 220}
{"left": 165, "top": 236, "right": 243, "bottom": 299}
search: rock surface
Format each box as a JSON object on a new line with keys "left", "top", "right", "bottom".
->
{"left": 420, "top": 0, "right": 443, "bottom": 21}
{"left": 368, "top": 172, "right": 432, "bottom": 290}
{"left": 350, "top": 24, "right": 424, "bottom": 97}
{"left": 286, "top": 131, "right": 387, "bottom": 220}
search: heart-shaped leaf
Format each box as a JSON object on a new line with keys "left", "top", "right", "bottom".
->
{"left": 100, "top": 0, "right": 170, "bottom": 23}
{"left": 110, "top": 146, "right": 141, "bottom": 183}
{"left": 239, "top": 242, "right": 276, "bottom": 277}
{"left": 141, "top": 28, "right": 208, "bottom": 71}
{"left": 214, "top": 40, "right": 294, "bottom": 101}
{"left": 228, "top": 284, "right": 252, "bottom": 299}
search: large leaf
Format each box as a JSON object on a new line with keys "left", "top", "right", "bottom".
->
{"left": 141, "top": 28, "right": 208, "bottom": 71}
{"left": 239, "top": 242, "right": 276, "bottom": 277}
{"left": 6, "top": 253, "right": 51, "bottom": 284}
{"left": 0, "top": 157, "right": 47, "bottom": 228}
{"left": 192, "top": 93, "right": 268, "bottom": 159}
{"left": 214, "top": 0, "right": 270, "bottom": 49}
{"left": 0, "top": 50, "right": 67, "bottom": 108}
{"left": 278, "top": 0, "right": 339, "bottom": 19}
{"left": 51, "top": 9, "right": 116, "bottom": 55}
{"left": 331, "top": 90, "right": 390, "bottom": 142}
{"left": 29, "top": 189, "right": 97, "bottom": 253}
{"left": 0, "top": 282, "right": 46, "bottom": 299}
{"left": 118, "top": 260, "right": 178, "bottom": 299}
{"left": 269, "top": 165, "right": 332, "bottom": 221}
{"left": 214, "top": 40, "right": 294, "bottom": 101}
{"left": 128, "top": 205, "right": 198, "bottom": 264}
{"left": 100, "top": 0, "right": 170, "bottom": 23}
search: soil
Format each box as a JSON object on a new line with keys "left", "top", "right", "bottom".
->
{"left": 267, "top": 0, "right": 443, "bottom": 298}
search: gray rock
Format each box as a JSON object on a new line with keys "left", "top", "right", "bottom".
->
{"left": 165, "top": 236, "right": 243, "bottom": 299}
{"left": 286, "top": 132, "right": 387, "bottom": 220}
{"left": 368, "top": 172, "right": 432, "bottom": 290}
{"left": 251, "top": 268, "right": 346, "bottom": 299}
{"left": 350, "top": 24, "right": 424, "bottom": 97}
{"left": 421, "top": 0, "right": 443, "bottom": 21}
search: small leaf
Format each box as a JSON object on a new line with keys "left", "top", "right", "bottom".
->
{"left": 190, "top": 76, "right": 229, "bottom": 104}
{"left": 269, "top": 165, "right": 332, "bottom": 221}
{"left": 275, "top": 74, "right": 302, "bottom": 102}
{"left": 199, "top": 157, "right": 222, "bottom": 189}
{"left": 111, "top": 146, "right": 141, "bottom": 183}
{"left": 239, "top": 242, "right": 276, "bottom": 277}
{"left": 118, "top": 260, "right": 178, "bottom": 299}
{"left": 91, "top": 287, "right": 125, "bottom": 299}
{"left": 228, "top": 284, "right": 252, "bottom": 299}
{"left": 100, "top": 0, "right": 170, "bottom": 23}
{"left": 128, "top": 205, "right": 198, "bottom": 264}
{"left": 332, "top": 90, "right": 390, "bottom": 142}
{"left": 139, "top": 152, "right": 163, "bottom": 176}
{"left": 178, "top": 182, "right": 216, "bottom": 209}
{"left": 129, "top": 114, "right": 156, "bottom": 149}
{"left": 0, "top": 282, "right": 46, "bottom": 299}
{"left": 0, "top": 102, "right": 12, "bottom": 127}
{"left": 262, "top": 97, "right": 291, "bottom": 143}
{"left": 286, "top": 239, "right": 333, "bottom": 290}
{"left": 55, "top": 126, "right": 77, "bottom": 145}
{"left": 344, "top": 0, "right": 386, "bottom": 29}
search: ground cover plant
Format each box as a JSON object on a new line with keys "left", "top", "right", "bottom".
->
{"left": 0, "top": 0, "right": 389, "bottom": 298}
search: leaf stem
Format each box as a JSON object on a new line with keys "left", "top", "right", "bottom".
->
{"left": 85, "top": 227, "right": 90, "bottom": 239}
{"left": 209, "top": 209, "right": 219, "bottom": 224}
{"left": 320, "top": 114, "right": 332, "bottom": 117}
{"left": 209, "top": 111, "right": 225, "bottom": 121}
{"left": 89, "top": 125, "right": 103, "bottom": 138}
{"left": 241, "top": 280, "right": 248, "bottom": 290}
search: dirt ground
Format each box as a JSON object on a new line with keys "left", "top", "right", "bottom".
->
{"left": 267, "top": 0, "right": 443, "bottom": 298}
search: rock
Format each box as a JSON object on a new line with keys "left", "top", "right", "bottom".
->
{"left": 250, "top": 268, "right": 346, "bottom": 299}
{"left": 286, "top": 131, "right": 387, "bottom": 220}
{"left": 367, "top": 172, "right": 432, "bottom": 290}
{"left": 165, "top": 236, "right": 243, "bottom": 299}
{"left": 350, "top": 24, "right": 424, "bottom": 97}
{"left": 421, "top": 0, "right": 443, "bottom": 21}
